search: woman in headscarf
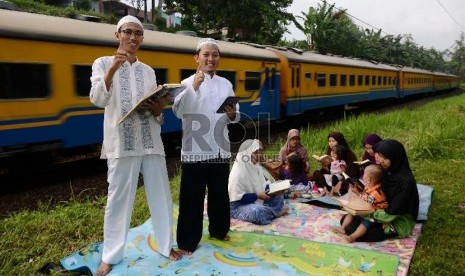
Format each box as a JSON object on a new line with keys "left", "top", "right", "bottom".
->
{"left": 229, "top": 139, "right": 288, "bottom": 225}
{"left": 362, "top": 134, "right": 383, "bottom": 164}
{"left": 313, "top": 131, "right": 358, "bottom": 195}
{"left": 359, "top": 134, "right": 383, "bottom": 177}
{"left": 340, "top": 139, "right": 419, "bottom": 242}
{"left": 278, "top": 129, "right": 310, "bottom": 172}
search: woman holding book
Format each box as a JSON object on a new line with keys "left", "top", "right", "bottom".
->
{"left": 358, "top": 134, "right": 383, "bottom": 177}
{"left": 229, "top": 139, "right": 288, "bottom": 225}
{"left": 312, "top": 131, "right": 358, "bottom": 195}
{"left": 340, "top": 139, "right": 419, "bottom": 242}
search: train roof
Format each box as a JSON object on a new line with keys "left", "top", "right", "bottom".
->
{"left": 400, "top": 66, "right": 435, "bottom": 75}
{"left": 0, "top": 9, "right": 279, "bottom": 61}
{"left": 267, "top": 47, "right": 400, "bottom": 71}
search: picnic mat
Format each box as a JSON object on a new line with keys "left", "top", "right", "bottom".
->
{"left": 61, "top": 219, "right": 399, "bottom": 276}
{"left": 60, "top": 184, "right": 432, "bottom": 275}
{"left": 230, "top": 183, "right": 433, "bottom": 276}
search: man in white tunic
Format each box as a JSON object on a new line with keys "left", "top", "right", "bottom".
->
{"left": 89, "top": 15, "right": 181, "bottom": 275}
{"left": 172, "top": 38, "right": 240, "bottom": 254}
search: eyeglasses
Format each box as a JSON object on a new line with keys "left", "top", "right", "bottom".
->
{"left": 120, "top": 29, "right": 144, "bottom": 38}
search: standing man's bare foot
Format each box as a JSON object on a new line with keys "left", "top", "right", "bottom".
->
{"left": 178, "top": 249, "right": 193, "bottom": 255}
{"left": 210, "top": 234, "right": 231, "bottom": 241}
{"left": 97, "top": 262, "right": 111, "bottom": 276}
{"left": 168, "top": 249, "right": 182, "bottom": 261}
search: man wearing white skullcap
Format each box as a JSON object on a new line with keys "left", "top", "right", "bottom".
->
{"left": 172, "top": 38, "right": 240, "bottom": 255}
{"left": 90, "top": 15, "right": 181, "bottom": 275}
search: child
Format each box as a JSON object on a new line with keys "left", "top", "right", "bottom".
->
{"left": 323, "top": 145, "right": 347, "bottom": 196}
{"left": 279, "top": 153, "right": 311, "bottom": 194}
{"left": 334, "top": 164, "right": 388, "bottom": 243}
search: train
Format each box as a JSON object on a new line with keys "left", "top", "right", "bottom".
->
{"left": 0, "top": 9, "right": 459, "bottom": 166}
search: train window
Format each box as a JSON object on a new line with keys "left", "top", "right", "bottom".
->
{"left": 245, "top": 71, "right": 261, "bottom": 91}
{"left": 329, "top": 74, "right": 337, "bottom": 86}
{"left": 349, "top": 75, "right": 355, "bottom": 86}
{"left": 180, "top": 69, "right": 196, "bottom": 82}
{"left": 340, "top": 74, "right": 347, "bottom": 86}
{"left": 0, "top": 62, "right": 50, "bottom": 99}
{"left": 317, "top": 73, "right": 326, "bottom": 87}
{"left": 154, "top": 68, "right": 168, "bottom": 85}
{"left": 377, "top": 76, "right": 382, "bottom": 85}
{"left": 74, "top": 65, "right": 92, "bottom": 97}
{"left": 371, "top": 76, "right": 376, "bottom": 86}
{"left": 383, "top": 76, "right": 387, "bottom": 85}
{"left": 218, "top": 70, "right": 237, "bottom": 91}
{"left": 296, "top": 67, "right": 300, "bottom": 88}
{"left": 358, "top": 75, "right": 363, "bottom": 86}
{"left": 389, "top": 77, "right": 392, "bottom": 85}
{"left": 365, "top": 75, "right": 370, "bottom": 85}
{"left": 305, "top": 72, "right": 312, "bottom": 80}
{"left": 291, "top": 68, "right": 295, "bottom": 88}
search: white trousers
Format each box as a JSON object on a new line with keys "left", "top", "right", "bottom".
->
{"left": 102, "top": 155, "right": 173, "bottom": 264}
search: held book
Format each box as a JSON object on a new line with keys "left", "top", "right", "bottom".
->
{"left": 342, "top": 172, "right": 365, "bottom": 194}
{"left": 354, "top": 159, "right": 371, "bottom": 166}
{"left": 312, "top": 154, "right": 334, "bottom": 166}
{"left": 118, "top": 83, "right": 185, "bottom": 125}
{"left": 337, "top": 196, "right": 374, "bottom": 216}
{"left": 267, "top": 179, "right": 291, "bottom": 195}
{"left": 216, "top": 96, "right": 241, "bottom": 113}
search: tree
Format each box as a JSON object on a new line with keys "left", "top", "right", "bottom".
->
{"left": 163, "top": 0, "right": 294, "bottom": 43}
{"left": 448, "top": 32, "right": 465, "bottom": 80}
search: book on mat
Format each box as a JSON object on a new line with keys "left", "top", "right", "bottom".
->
{"left": 312, "top": 154, "right": 334, "bottom": 165}
{"left": 354, "top": 159, "right": 370, "bottom": 166}
{"left": 216, "top": 96, "right": 241, "bottom": 113}
{"left": 267, "top": 179, "right": 291, "bottom": 195}
{"left": 342, "top": 172, "right": 365, "bottom": 193}
{"left": 118, "top": 83, "right": 185, "bottom": 124}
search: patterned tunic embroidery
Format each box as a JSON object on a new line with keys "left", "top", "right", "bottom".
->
{"left": 134, "top": 65, "right": 154, "bottom": 149}
{"left": 120, "top": 64, "right": 136, "bottom": 151}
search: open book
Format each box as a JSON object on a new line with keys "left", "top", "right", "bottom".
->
{"left": 267, "top": 179, "right": 291, "bottom": 195}
{"left": 337, "top": 195, "right": 374, "bottom": 216}
{"left": 354, "top": 159, "right": 370, "bottom": 166}
{"left": 118, "top": 83, "right": 185, "bottom": 125}
{"left": 312, "top": 154, "right": 333, "bottom": 166}
{"left": 342, "top": 172, "right": 365, "bottom": 193}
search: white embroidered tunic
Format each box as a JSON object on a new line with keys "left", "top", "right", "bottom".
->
{"left": 90, "top": 56, "right": 165, "bottom": 159}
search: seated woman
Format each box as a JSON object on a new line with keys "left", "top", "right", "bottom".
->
{"left": 229, "top": 139, "right": 289, "bottom": 225}
{"left": 339, "top": 139, "right": 419, "bottom": 242}
{"left": 358, "top": 133, "right": 383, "bottom": 177}
{"left": 278, "top": 129, "right": 310, "bottom": 173}
{"left": 313, "top": 131, "right": 358, "bottom": 195}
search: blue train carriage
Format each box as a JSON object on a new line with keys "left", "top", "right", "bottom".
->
{"left": 0, "top": 9, "right": 281, "bottom": 162}
{"left": 398, "top": 67, "right": 435, "bottom": 98}
{"left": 267, "top": 47, "right": 399, "bottom": 116}
{"left": 432, "top": 71, "right": 459, "bottom": 93}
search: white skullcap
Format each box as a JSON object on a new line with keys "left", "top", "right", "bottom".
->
{"left": 116, "top": 15, "right": 143, "bottom": 31}
{"left": 196, "top": 38, "right": 219, "bottom": 51}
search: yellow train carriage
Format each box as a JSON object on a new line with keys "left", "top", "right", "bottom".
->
{"left": 399, "top": 67, "right": 434, "bottom": 97}
{"left": 268, "top": 48, "right": 399, "bottom": 116}
{"left": 0, "top": 9, "right": 280, "bottom": 158}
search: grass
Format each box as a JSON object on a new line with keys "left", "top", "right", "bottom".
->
{"left": 1, "top": 92, "right": 465, "bottom": 275}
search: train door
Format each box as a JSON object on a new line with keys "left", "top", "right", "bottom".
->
{"left": 263, "top": 62, "right": 280, "bottom": 119}
{"left": 290, "top": 63, "right": 302, "bottom": 114}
